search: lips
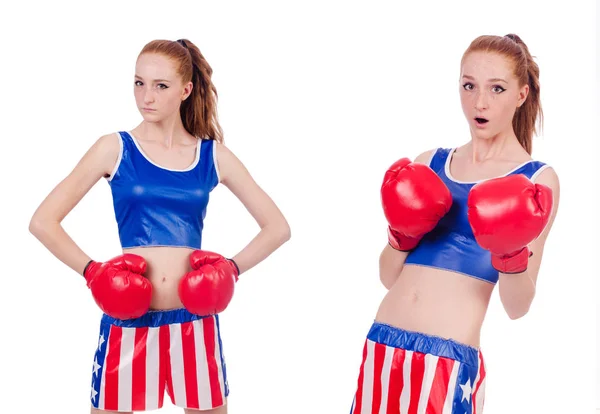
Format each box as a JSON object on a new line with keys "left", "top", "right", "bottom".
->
{"left": 474, "top": 117, "right": 489, "bottom": 125}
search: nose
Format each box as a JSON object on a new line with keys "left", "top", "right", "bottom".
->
{"left": 143, "top": 87, "right": 156, "bottom": 104}
{"left": 474, "top": 91, "right": 488, "bottom": 111}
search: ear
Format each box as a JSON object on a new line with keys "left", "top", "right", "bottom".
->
{"left": 181, "top": 81, "right": 193, "bottom": 101}
{"left": 517, "top": 83, "right": 529, "bottom": 107}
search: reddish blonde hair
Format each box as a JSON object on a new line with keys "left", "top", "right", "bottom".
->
{"left": 139, "top": 39, "right": 223, "bottom": 143}
{"left": 461, "top": 34, "right": 542, "bottom": 154}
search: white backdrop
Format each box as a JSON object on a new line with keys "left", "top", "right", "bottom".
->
{"left": 1, "top": 1, "right": 597, "bottom": 413}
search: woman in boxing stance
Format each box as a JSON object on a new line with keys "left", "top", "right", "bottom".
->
{"left": 29, "top": 39, "right": 290, "bottom": 413}
{"left": 350, "top": 34, "right": 559, "bottom": 414}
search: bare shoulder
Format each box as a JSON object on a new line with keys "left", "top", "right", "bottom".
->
{"left": 534, "top": 166, "right": 559, "bottom": 187}
{"left": 414, "top": 148, "right": 437, "bottom": 165}
{"left": 88, "top": 132, "right": 122, "bottom": 177}
{"left": 214, "top": 141, "right": 248, "bottom": 184}
{"left": 532, "top": 165, "right": 560, "bottom": 237}
{"left": 214, "top": 140, "right": 232, "bottom": 159}
{"left": 533, "top": 165, "right": 560, "bottom": 194}
{"left": 95, "top": 132, "right": 121, "bottom": 156}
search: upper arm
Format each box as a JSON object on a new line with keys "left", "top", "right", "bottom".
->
{"left": 526, "top": 166, "right": 561, "bottom": 284}
{"left": 30, "top": 133, "right": 120, "bottom": 225}
{"left": 215, "top": 143, "right": 289, "bottom": 231}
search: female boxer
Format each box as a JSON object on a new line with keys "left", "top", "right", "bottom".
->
{"left": 349, "top": 34, "right": 560, "bottom": 414}
{"left": 29, "top": 39, "right": 290, "bottom": 413}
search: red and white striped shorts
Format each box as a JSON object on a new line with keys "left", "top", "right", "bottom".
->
{"left": 350, "top": 322, "right": 486, "bottom": 414}
{"left": 90, "top": 309, "right": 228, "bottom": 411}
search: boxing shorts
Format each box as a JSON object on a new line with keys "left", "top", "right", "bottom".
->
{"left": 350, "top": 322, "right": 486, "bottom": 414}
{"left": 90, "top": 309, "right": 228, "bottom": 411}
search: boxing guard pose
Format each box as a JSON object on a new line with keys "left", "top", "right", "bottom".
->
{"left": 349, "top": 34, "right": 559, "bottom": 414}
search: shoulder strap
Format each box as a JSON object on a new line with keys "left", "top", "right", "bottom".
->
{"left": 428, "top": 148, "right": 452, "bottom": 173}
{"left": 196, "top": 139, "right": 220, "bottom": 190}
{"left": 511, "top": 160, "right": 549, "bottom": 182}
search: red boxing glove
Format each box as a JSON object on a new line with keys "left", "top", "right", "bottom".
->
{"left": 84, "top": 254, "right": 153, "bottom": 319}
{"left": 468, "top": 174, "right": 553, "bottom": 274}
{"left": 381, "top": 158, "right": 453, "bottom": 251}
{"left": 178, "top": 250, "right": 239, "bottom": 316}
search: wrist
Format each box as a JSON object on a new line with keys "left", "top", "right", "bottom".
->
{"left": 82, "top": 259, "right": 95, "bottom": 277}
{"left": 228, "top": 258, "right": 240, "bottom": 281}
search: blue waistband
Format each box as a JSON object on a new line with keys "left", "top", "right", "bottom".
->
{"left": 101, "top": 308, "right": 215, "bottom": 328}
{"left": 367, "top": 322, "right": 479, "bottom": 367}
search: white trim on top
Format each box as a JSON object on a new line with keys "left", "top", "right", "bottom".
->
{"left": 127, "top": 131, "right": 201, "bottom": 172}
{"left": 212, "top": 140, "right": 221, "bottom": 183}
{"left": 444, "top": 147, "right": 534, "bottom": 184}
{"left": 106, "top": 132, "right": 124, "bottom": 182}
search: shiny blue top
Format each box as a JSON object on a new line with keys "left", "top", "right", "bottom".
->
{"left": 106, "top": 131, "right": 219, "bottom": 249}
{"left": 404, "top": 148, "right": 548, "bottom": 284}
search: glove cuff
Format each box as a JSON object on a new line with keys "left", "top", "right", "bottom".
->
{"left": 387, "top": 227, "right": 420, "bottom": 252}
{"left": 82, "top": 260, "right": 102, "bottom": 287}
{"left": 228, "top": 258, "right": 240, "bottom": 281}
{"left": 491, "top": 247, "right": 531, "bottom": 274}
{"left": 82, "top": 259, "right": 95, "bottom": 277}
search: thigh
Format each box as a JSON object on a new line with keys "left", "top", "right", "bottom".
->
{"left": 167, "top": 314, "right": 229, "bottom": 411}
{"left": 91, "top": 315, "right": 166, "bottom": 412}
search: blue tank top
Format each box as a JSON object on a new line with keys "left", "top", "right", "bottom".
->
{"left": 106, "top": 131, "right": 219, "bottom": 249}
{"left": 404, "top": 148, "right": 549, "bottom": 284}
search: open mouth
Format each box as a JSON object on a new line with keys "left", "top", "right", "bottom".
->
{"left": 475, "top": 117, "right": 489, "bottom": 125}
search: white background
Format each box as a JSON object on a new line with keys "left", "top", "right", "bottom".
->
{"left": 1, "top": 1, "right": 597, "bottom": 413}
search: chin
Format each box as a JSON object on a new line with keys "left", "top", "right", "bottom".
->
{"left": 471, "top": 128, "right": 496, "bottom": 141}
{"left": 139, "top": 112, "right": 162, "bottom": 123}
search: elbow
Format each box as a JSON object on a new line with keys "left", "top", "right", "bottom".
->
{"left": 379, "top": 274, "right": 394, "bottom": 290}
{"left": 500, "top": 277, "right": 536, "bottom": 320}
{"left": 507, "top": 308, "right": 529, "bottom": 320}
{"left": 379, "top": 254, "right": 401, "bottom": 290}
{"left": 277, "top": 220, "right": 291, "bottom": 245}
{"left": 505, "top": 299, "right": 533, "bottom": 320}
{"left": 28, "top": 216, "right": 44, "bottom": 238}
{"left": 282, "top": 224, "right": 291, "bottom": 243}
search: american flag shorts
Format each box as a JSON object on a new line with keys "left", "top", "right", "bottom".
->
{"left": 90, "top": 308, "right": 228, "bottom": 411}
{"left": 350, "top": 322, "right": 486, "bottom": 414}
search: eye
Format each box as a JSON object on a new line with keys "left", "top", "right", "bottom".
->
{"left": 157, "top": 83, "right": 168, "bottom": 90}
{"left": 462, "top": 82, "right": 474, "bottom": 91}
{"left": 134, "top": 80, "right": 143, "bottom": 86}
{"left": 492, "top": 85, "right": 506, "bottom": 93}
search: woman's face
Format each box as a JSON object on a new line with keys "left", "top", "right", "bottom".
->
{"left": 459, "top": 51, "right": 528, "bottom": 141}
{"left": 134, "top": 53, "right": 192, "bottom": 123}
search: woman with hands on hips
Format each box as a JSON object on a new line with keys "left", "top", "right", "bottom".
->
{"left": 29, "top": 39, "right": 290, "bottom": 414}
{"left": 350, "top": 34, "right": 559, "bottom": 414}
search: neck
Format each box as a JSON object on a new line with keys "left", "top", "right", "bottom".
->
{"left": 468, "top": 128, "right": 521, "bottom": 163}
{"left": 135, "top": 113, "right": 192, "bottom": 149}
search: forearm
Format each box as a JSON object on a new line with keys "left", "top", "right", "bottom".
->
{"left": 230, "top": 221, "right": 290, "bottom": 275}
{"left": 379, "top": 245, "right": 409, "bottom": 289}
{"left": 29, "top": 219, "right": 91, "bottom": 275}
{"left": 498, "top": 270, "right": 536, "bottom": 319}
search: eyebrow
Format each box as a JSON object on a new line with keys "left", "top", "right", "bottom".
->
{"left": 134, "top": 75, "right": 172, "bottom": 83}
{"left": 462, "top": 75, "right": 508, "bottom": 83}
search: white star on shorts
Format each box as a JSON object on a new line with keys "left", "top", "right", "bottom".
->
{"left": 93, "top": 357, "right": 102, "bottom": 376}
{"left": 460, "top": 379, "right": 473, "bottom": 403}
{"left": 91, "top": 386, "right": 98, "bottom": 402}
